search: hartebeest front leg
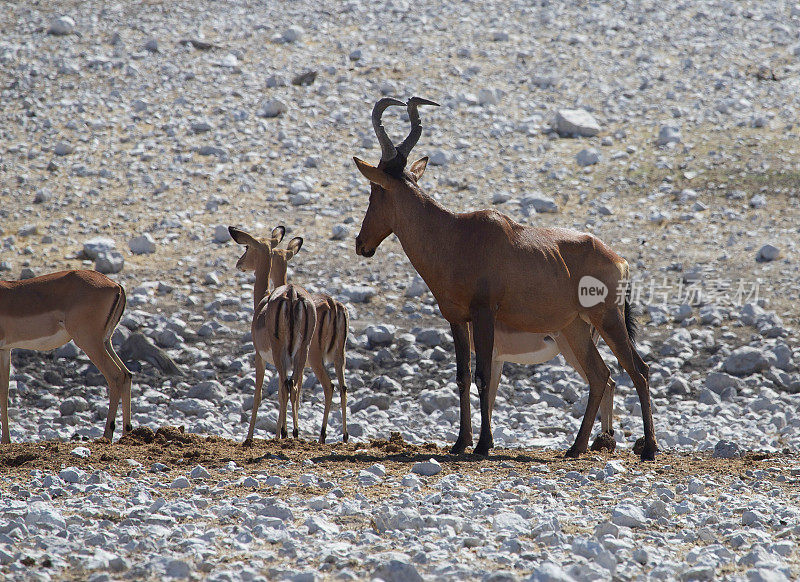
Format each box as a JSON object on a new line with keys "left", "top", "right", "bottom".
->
{"left": 449, "top": 322, "right": 472, "bottom": 454}
{"left": 471, "top": 306, "right": 495, "bottom": 456}
{"left": 0, "top": 351, "right": 11, "bottom": 445}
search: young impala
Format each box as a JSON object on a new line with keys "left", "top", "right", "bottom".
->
{"left": 0, "top": 270, "right": 132, "bottom": 443}
{"left": 229, "top": 226, "right": 316, "bottom": 444}
{"left": 353, "top": 97, "right": 657, "bottom": 461}
{"left": 268, "top": 235, "right": 350, "bottom": 444}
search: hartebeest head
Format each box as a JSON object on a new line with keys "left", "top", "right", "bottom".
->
{"left": 354, "top": 97, "right": 438, "bottom": 257}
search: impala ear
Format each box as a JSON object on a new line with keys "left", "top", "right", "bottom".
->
{"left": 228, "top": 226, "right": 257, "bottom": 246}
{"left": 353, "top": 157, "right": 393, "bottom": 190}
{"left": 286, "top": 237, "right": 303, "bottom": 259}
{"left": 269, "top": 226, "right": 286, "bottom": 248}
{"left": 408, "top": 156, "right": 428, "bottom": 181}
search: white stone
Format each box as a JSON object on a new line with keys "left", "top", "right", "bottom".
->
{"left": 70, "top": 446, "right": 91, "bottom": 459}
{"left": 95, "top": 250, "right": 124, "bottom": 274}
{"left": 411, "top": 458, "right": 441, "bottom": 476}
{"left": 83, "top": 237, "right": 116, "bottom": 260}
{"left": 190, "top": 465, "right": 211, "bottom": 479}
{"left": 259, "top": 99, "right": 287, "bottom": 118}
{"left": 214, "top": 225, "right": 231, "bottom": 243}
{"left": 576, "top": 148, "right": 600, "bottom": 166}
{"left": 656, "top": 125, "right": 682, "bottom": 146}
{"left": 129, "top": 234, "right": 156, "bottom": 255}
{"left": 611, "top": 503, "right": 648, "bottom": 528}
{"left": 555, "top": 109, "right": 601, "bottom": 137}
{"left": 48, "top": 16, "right": 75, "bottom": 36}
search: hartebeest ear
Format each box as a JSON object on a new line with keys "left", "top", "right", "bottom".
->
{"left": 408, "top": 156, "right": 428, "bottom": 181}
{"left": 353, "top": 157, "right": 394, "bottom": 190}
{"left": 228, "top": 226, "right": 257, "bottom": 246}
{"left": 285, "top": 237, "right": 303, "bottom": 259}
{"left": 269, "top": 226, "right": 286, "bottom": 248}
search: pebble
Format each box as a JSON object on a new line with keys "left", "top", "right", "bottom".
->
{"left": 713, "top": 440, "right": 742, "bottom": 459}
{"left": 657, "top": 125, "right": 682, "bottom": 146}
{"left": 411, "top": 458, "right": 441, "bottom": 476}
{"left": 129, "top": 234, "right": 156, "bottom": 255}
{"left": 555, "top": 109, "right": 601, "bottom": 137}
{"left": 576, "top": 148, "right": 600, "bottom": 166}
{"left": 756, "top": 244, "right": 780, "bottom": 262}
{"left": 95, "top": 250, "right": 124, "bottom": 274}
{"left": 259, "top": 99, "right": 288, "bottom": 118}
{"left": 47, "top": 16, "right": 75, "bottom": 36}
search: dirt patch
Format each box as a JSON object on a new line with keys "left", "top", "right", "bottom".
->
{"left": 1, "top": 427, "right": 798, "bottom": 497}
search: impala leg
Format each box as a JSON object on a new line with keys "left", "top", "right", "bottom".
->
{"left": 1, "top": 351, "right": 11, "bottom": 444}
{"left": 560, "top": 318, "right": 611, "bottom": 458}
{"left": 335, "top": 356, "right": 348, "bottom": 443}
{"left": 245, "top": 353, "right": 265, "bottom": 446}
{"left": 594, "top": 308, "right": 657, "bottom": 461}
{"left": 74, "top": 337, "right": 127, "bottom": 442}
{"left": 289, "top": 374, "right": 300, "bottom": 440}
{"left": 471, "top": 307, "right": 495, "bottom": 457}
{"left": 449, "top": 322, "right": 472, "bottom": 454}
{"left": 312, "top": 358, "right": 334, "bottom": 444}
{"left": 105, "top": 339, "right": 133, "bottom": 434}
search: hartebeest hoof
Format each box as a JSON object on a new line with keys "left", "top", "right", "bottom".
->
{"left": 450, "top": 436, "right": 472, "bottom": 455}
{"left": 591, "top": 432, "right": 617, "bottom": 453}
{"left": 473, "top": 438, "right": 493, "bottom": 457}
{"left": 633, "top": 436, "right": 658, "bottom": 461}
{"left": 293, "top": 428, "right": 299, "bottom": 439}
{"left": 564, "top": 445, "right": 586, "bottom": 459}
{"left": 242, "top": 438, "right": 254, "bottom": 448}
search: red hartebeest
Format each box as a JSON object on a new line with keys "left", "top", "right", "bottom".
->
{"left": 353, "top": 98, "right": 656, "bottom": 460}
{"left": 0, "top": 270, "right": 132, "bottom": 443}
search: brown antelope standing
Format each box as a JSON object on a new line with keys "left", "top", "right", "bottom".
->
{"left": 353, "top": 97, "right": 657, "bottom": 461}
{"left": 269, "top": 236, "right": 350, "bottom": 444}
{"left": 229, "top": 226, "right": 317, "bottom": 444}
{"left": 0, "top": 270, "right": 132, "bottom": 443}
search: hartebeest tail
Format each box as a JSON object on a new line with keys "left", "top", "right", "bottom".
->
{"left": 353, "top": 97, "right": 657, "bottom": 461}
{"left": 268, "top": 235, "right": 350, "bottom": 443}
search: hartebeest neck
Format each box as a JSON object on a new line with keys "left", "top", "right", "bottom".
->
{"left": 390, "top": 183, "right": 457, "bottom": 291}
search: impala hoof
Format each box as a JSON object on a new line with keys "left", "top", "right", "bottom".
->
{"left": 342, "top": 432, "right": 349, "bottom": 443}
{"left": 293, "top": 428, "right": 299, "bottom": 439}
{"left": 242, "top": 438, "right": 253, "bottom": 448}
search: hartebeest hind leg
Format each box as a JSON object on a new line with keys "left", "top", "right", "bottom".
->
{"left": 592, "top": 308, "right": 657, "bottom": 460}
{"left": 0, "top": 351, "right": 11, "bottom": 444}
{"left": 471, "top": 306, "right": 495, "bottom": 456}
{"left": 560, "top": 318, "right": 613, "bottom": 459}
{"left": 450, "top": 322, "right": 473, "bottom": 454}
{"left": 559, "top": 338, "right": 617, "bottom": 452}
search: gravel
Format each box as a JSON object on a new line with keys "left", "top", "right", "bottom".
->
{"left": 1, "top": 0, "right": 799, "bottom": 580}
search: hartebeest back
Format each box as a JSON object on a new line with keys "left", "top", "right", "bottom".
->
{"left": 353, "top": 97, "right": 657, "bottom": 461}
{"left": 229, "top": 226, "right": 317, "bottom": 444}
{"left": 0, "top": 270, "right": 132, "bottom": 443}
{"left": 269, "top": 236, "right": 350, "bottom": 444}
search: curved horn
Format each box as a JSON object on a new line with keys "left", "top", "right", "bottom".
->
{"left": 371, "top": 97, "right": 405, "bottom": 162}
{"left": 397, "top": 97, "right": 440, "bottom": 159}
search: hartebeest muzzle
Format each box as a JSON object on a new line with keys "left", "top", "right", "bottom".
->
{"left": 355, "top": 235, "right": 375, "bottom": 257}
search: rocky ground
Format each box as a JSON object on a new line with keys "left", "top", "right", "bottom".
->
{"left": 1, "top": 0, "right": 800, "bottom": 580}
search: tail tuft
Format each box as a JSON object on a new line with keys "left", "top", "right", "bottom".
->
{"left": 624, "top": 296, "right": 638, "bottom": 345}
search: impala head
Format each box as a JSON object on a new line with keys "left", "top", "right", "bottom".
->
{"left": 270, "top": 236, "right": 303, "bottom": 288}
{"left": 228, "top": 225, "right": 285, "bottom": 272}
{"left": 354, "top": 96, "right": 438, "bottom": 258}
